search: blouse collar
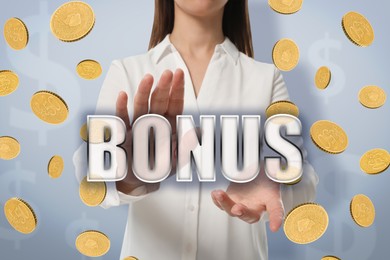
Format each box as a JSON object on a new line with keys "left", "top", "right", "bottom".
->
{"left": 151, "top": 33, "right": 240, "bottom": 65}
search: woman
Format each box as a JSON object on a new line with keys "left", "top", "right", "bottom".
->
{"left": 74, "top": 0, "right": 318, "bottom": 259}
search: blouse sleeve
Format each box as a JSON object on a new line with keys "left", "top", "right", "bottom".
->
{"left": 270, "top": 65, "right": 319, "bottom": 216}
{"left": 72, "top": 60, "right": 152, "bottom": 209}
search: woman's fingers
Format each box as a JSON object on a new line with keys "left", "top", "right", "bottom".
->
{"left": 133, "top": 74, "right": 154, "bottom": 122}
{"left": 266, "top": 198, "right": 284, "bottom": 232}
{"left": 231, "top": 203, "right": 262, "bottom": 224}
{"left": 150, "top": 70, "right": 173, "bottom": 115}
{"left": 167, "top": 69, "right": 185, "bottom": 117}
{"left": 212, "top": 190, "right": 236, "bottom": 216}
{"left": 116, "top": 91, "right": 131, "bottom": 130}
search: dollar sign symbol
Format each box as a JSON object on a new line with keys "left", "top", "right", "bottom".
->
{"left": 308, "top": 33, "right": 346, "bottom": 104}
{"left": 0, "top": 161, "right": 37, "bottom": 250}
{"left": 306, "top": 153, "right": 377, "bottom": 259}
{"left": 5, "top": 1, "right": 81, "bottom": 146}
{"left": 65, "top": 213, "right": 99, "bottom": 260}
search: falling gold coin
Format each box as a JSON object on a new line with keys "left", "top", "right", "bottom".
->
{"left": 0, "top": 70, "right": 19, "bottom": 96}
{"left": 76, "top": 230, "right": 110, "bottom": 257}
{"left": 272, "top": 38, "right": 300, "bottom": 71}
{"left": 123, "top": 257, "right": 139, "bottom": 260}
{"left": 284, "top": 203, "right": 329, "bottom": 244}
{"left": 77, "top": 60, "right": 102, "bottom": 80}
{"left": 358, "top": 85, "right": 386, "bottom": 109}
{"left": 48, "top": 155, "right": 64, "bottom": 178}
{"left": 3, "top": 17, "right": 29, "bottom": 50}
{"left": 310, "top": 120, "right": 348, "bottom": 154}
{"left": 322, "top": 256, "right": 341, "bottom": 260}
{"left": 350, "top": 194, "right": 375, "bottom": 227}
{"left": 80, "top": 123, "right": 88, "bottom": 142}
{"left": 268, "top": 0, "right": 303, "bottom": 14}
{"left": 4, "top": 198, "right": 37, "bottom": 234}
{"left": 360, "top": 148, "right": 390, "bottom": 175}
{"left": 266, "top": 100, "right": 299, "bottom": 118}
{"left": 79, "top": 176, "right": 107, "bottom": 207}
{"left": 80, "top": 122, "right": 111, "bottom": 143}
{"left": 30, "top": 90, "right": 69, "bottom": 124}
{"left": 0, "top": 136, "right": 20, "bottom": 160}
{"left": 315, "top": 66, "right": 331, "bottom": 89}
{"left": 50, "top": 1, "right": 95, "bottom": 42}
{"left": 342, "top": 11, "right": 374, "bottom": 47}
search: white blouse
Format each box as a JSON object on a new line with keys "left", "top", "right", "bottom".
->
{"left": 73, "top": 34, "right": 318, "bottom": 260}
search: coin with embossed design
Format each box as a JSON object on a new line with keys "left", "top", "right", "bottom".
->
{"left": 3, "top": 17, "right": 29, "bottom": 50}
{"left": 272, "top": 38, "right": 300, "bottom": 71}
{"left": 350, "top": 194, "right": 375, "bottom": 228}
{"left": 4, "top": 197, "right": 37, "bottom": 234}
{"left": 342, "top": 11, "right": 374, "bottom": 47}
{"left": 0, "top": 70, "right": 19, "bottom": 96}
{"left": 77, "top": 60, "right": 102, "bottom": 80}
{"left": 268, "top": 0, "right": 303, "bottom": 14}
{"left": 360, "top": 148, "right": 390, "bottom": 175}
{"left": 284, "top": 203, "right": 329, "bottom": 244}
{"left": 30, "top": 91, "right": 69, "bottom": 124}
{"left": 76, "top": 230, "right": 110, "bottom": 257}
{"left": 310, "top": 120, "right": 348, "bottom": 154}
{"left": 0, "top": 136, "right": 20, "bottom": 160}
{"left": 50, "top": 1, "right": 95, "bottom": 42}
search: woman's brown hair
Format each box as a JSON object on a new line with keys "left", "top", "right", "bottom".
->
{"left": 148, "top": 0, "right": 254, "bottom": 58}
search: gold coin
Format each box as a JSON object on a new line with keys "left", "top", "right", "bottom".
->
{"left": 272, "top": 38, "right": 300, "bottom": 71}
{"left": 77, "top": 60, "right": 102, "bottom": 80}
{"left": 4, "top": 198, "right": 37, "bottom": 234}
{"left": 310, "top": 120, "right": 348, "bottom": 154}
{"left": 315, "top": 66, "right": 331, "bottom": 89}
{"left": 268, "top": 0, "right": 303, "bottom": 14}
{"left": 350, "top": 194, "right": 375, "bottom": 227}
{"left": 50, "top": 1, "right": 95, "bottom": 42}
{"left": 75, "top": 230, "right": 110, "bottom": 257}
{"left": 48, "top": 155, "right": 64, "bottom": 178}
{"left": 360, "top": 148, "right": 390, "bottom": 175}
{"left": 0, "top": 70, "right": 19, "bottom": 96}
{"left": 266, "top": 100, "right": 299, "bottom": 118}
{"left": 30, "top": 90, "right": 69, "bottom": 124}
{"left": 79, "top": 176, "right": 107, "bottom": 207}
{"left": 322, "top": 256, "right": 341, "bottom": 260}
{"left": 80, "top": 122, "right": 111, "bottom": 143}
{"left": 342, "top": 11, "right": 374, "bottom": 47}
{"left": 123, "top": 257, "right": 139, "bottom": 260}
{"left": 80, "top": 123, "right": 88, "bottom": 142}
{"left": 0, "top": 136, "right": 20, "bottom": 160}
{"left": 284, "top": 203, "right": 329, "bottom": 244}
{"left": 285, "top": 176, "right": 302, "bottom": 185}
{"left": 3, "top": 17, "right": 29, "bottom": 50}
{"left": 358, "top": 85, "right": 386, "bottom": 109}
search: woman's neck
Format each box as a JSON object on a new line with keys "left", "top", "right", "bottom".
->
{"left": 170, "top": 6, "right": 225, "bottom": 56}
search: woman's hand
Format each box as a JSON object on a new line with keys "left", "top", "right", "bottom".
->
{"left": 115, "top": 69, "right": 185, "bottom": 195}
{"left": 211, "top": 169, "right": 284, "bottom": 232}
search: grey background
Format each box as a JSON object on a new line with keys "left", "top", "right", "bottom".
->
{"left": 0, "top": 0, "right": 389, "bottom": 259}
